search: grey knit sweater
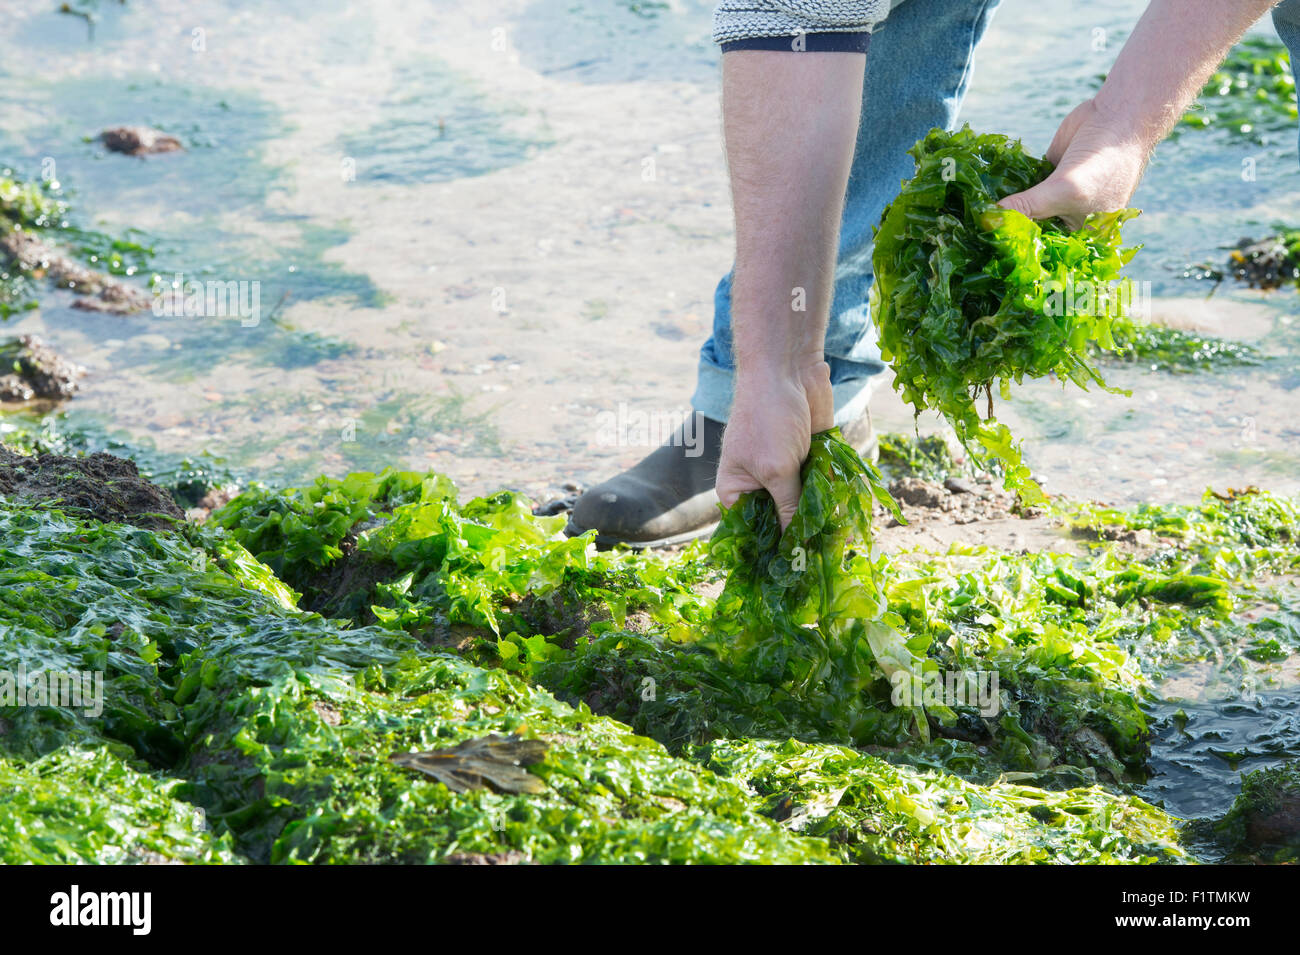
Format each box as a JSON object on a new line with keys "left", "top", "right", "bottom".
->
{"left": 713, "top": 0, "right": 893, "bottom": 45}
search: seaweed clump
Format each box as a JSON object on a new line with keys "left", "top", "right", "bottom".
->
{"left": 871, "top": 125, "right": 1140, "bottom": 504}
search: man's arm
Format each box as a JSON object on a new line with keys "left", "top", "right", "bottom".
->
{"left": 715, "top": 50, "right": 866, "bottom": 528}
{"left": 1001, "top": 0, "right": 1281, "bottom": 225}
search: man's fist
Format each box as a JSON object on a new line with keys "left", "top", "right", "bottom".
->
{"left": 716, "top": 361, "right": 835, "bottom": 530}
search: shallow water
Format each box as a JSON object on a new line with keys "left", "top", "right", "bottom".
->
{"left": 1, "top": 0, "right": 1296, "bottom": 504}
{"left": 1, "top": 0, "right": 1299, "bottom": 836}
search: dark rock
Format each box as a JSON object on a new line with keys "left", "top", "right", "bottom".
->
{"left": 1214, "top": 761, "right": 1300, "bottom": 860}
{"left": 100, "top": 126, "right": 183, "bottom": 156}
{"left": 0, "top": 334, "right": 85, "bottom": 401}
{"left": 0, "top": 448, "right": 184, "bottom": 530}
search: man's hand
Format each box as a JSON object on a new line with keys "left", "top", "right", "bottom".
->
{"left": 717, "top": 361, "right": 834, "bottom": 529}
{"left": 1000, "top": 0, "right": 1279, "bottom": 227}
{"left": 998, "top": 98, "right": 1149, "bottom": 230}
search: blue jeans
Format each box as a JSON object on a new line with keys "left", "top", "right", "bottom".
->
{"left": 1277, "top": 0, "right": 1300, "bottom": 155}
{"left": 692, "top": 0, "right": 1003, "bottom": 425}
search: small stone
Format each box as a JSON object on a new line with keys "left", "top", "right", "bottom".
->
{"left": 100, "top": 126, "right": 183, "bottom": 156}
{"left": 0, "top": 375, "right": 35, "bottom": 402}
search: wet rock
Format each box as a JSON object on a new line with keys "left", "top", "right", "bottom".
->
{"left": 0, "top": 376, "right": 34, "bottom": 402}
{"left": 1227, "top": 234, "right": 1300, "bottom": 291}
{"left": 184, "top": 484, "right": 240, "bottom": 524}
{"left": 0, "top": 448, "right": 184, "bottom": 530}
{"left": 0, "top": 334, "right": 85, "bottom": 401}
{"left": 1213, "top": 761, "right": 1300, "bottom": 860}
{"left": 889, "top": 476, "right": 949, "bottom": 509}
{"left": 1066, "top": 727, "right": 1123, "bottom": 782}
{"left": 100, "top": 126, "right": 183, "bottom": 157}
{"left": 0, "top": 230, "right": 149, "bottom": 314}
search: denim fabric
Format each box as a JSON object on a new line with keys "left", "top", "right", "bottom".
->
{"left": 693, "top": 0, "right": 1003, "bottom": 425}
{"left": 1275, "top": 0, "right": 1300, "bottom": 156}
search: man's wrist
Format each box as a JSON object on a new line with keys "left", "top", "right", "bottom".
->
{"left": 734, "top": 356, "right": 823, "bottom": 389}
{"left": 1083, "top": 94, "right": 1159, "bottom": 153}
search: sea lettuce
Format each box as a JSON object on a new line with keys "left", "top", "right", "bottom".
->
{"left": 871, "top": 125, "right": 1140, "bottom": 504}
{"left": 704, "top": 430, "right": 937, "bottom": 741}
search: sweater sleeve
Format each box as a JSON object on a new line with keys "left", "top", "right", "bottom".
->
{"left": 713, "top": 0, "right": 892, "bottom": 47}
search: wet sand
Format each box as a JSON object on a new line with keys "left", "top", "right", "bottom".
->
{"left": 1, "top": 0, "right": 1297, "bottom": 512}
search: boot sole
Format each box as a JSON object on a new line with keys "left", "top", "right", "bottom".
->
{"left": 564, "top": 517, "right": 719, "bottom": 551}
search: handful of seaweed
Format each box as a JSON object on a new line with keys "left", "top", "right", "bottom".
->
{"left": 706, "top": 430, "right": 933, "bottom": 742}
{"left": 871, "top": 125, "right": 1140, "bottom": 504}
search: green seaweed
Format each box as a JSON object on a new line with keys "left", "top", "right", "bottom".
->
{"left": 0, "top": 746, "right": 240, "bottom": 865}
{"left": 0, "top": 500, "right": 835, "bottom": 864}
{"left": 1105, "top": 324, "right": 1264, "bottom": 373}
{"left": 11, "top": 427, "right": 1300, "bottom": 863}
{"left": 703, "top": 738, "right": 1185, "bottom": 864}
{"left": 871, "top": 125, "right": 1140, "bottom": 505}
{"left": 703, "top": 430, "right": 929, "bottom": 744}
{"left": 877, "top": 432, "right": 961, "bottom": 482}
{"left": 1182, "top": 38, "right": 1297, "bottom": 142}
{"left": 212, "top": 441, "right": 1259, "bottom": 783}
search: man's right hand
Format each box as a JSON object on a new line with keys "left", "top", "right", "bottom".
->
{"left": 716, "top": 360, "right": 835, "bottom": 530}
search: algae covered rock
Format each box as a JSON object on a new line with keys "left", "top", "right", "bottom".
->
{"left": 10, "top": 444, "right": 1289, "bottom": 865}
{"left": 0, "top": 334, "right": 85, "bottom": 401}
{"left": 0, "top": 447, "right": 183, "bottom": 528}
{"left": 0, "top": 500, "right": 832, "bottom": 864}
{"left": 1210, "top": 761, "right": 1300, "bottom": 863}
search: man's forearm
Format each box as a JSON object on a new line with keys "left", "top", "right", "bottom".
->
{"left": 1097, "top": 0, "right": 1280, "bottom": 149}
{"left": 723, "top": 51, "right": 866, "bottom": 384}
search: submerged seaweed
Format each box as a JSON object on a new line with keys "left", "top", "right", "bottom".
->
{"left": 1105, "top": 324, "right": 1265, "bottom": 373}
{"left": 1182, "top": 38, "right": 1297, "bottom": 142}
